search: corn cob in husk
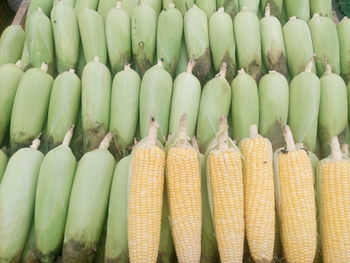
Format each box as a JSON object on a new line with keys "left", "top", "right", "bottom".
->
{"left": 217, "top": 0, "right": 239, "bottom": 19}
{"left": 98, "top": 0, "right": 118, "bottom": 17}
{"left": 310, "top": 0, "right": 332, "bottom": 17}
{"left": 0, "top": 139, "right": 43, "bottom": 262}
{"left": 175, "top": 39, "right": 189, "bottom": 76}
{"left": 78, "top": 9, "right": 107, "bottom": 65}
{"left": 82, "top": 57, "right": 111, "bottom": 153}
{"left": 258, "top": 71, "right": 289, "bottom": 150}
{"left": 21, "top": 224, "right": 40, "bottom": 263}
{"left": 27, "top": 0, "right": 54, "bottom": 17}
{"left": 196, "top": 64, "right": 231, "bottom": 152}
{"left": 260, "top": 4, "right": 288, "bottom": 77}
{"left": 63, "top": 134, "right": 115, "bottom": 263}
{"left": 288, "top": 59, "right": 320, "bottom": 152}
{"left": 0, "top": 150, "right": 7, "bottom": 183}
{"left": 105, "top": 2, "right": 131, "bottom": 75}
{"left": 239, "top": 0, "right": 259, "bottom": 13}
{"left": 234, "top": 8, "right": 262, "bottom": 81}
{"left": 157, "top": 4, "right": 183, "bottom": 77}
{"left": 139, "top": 60, "right": 173, "bottom": 143}
{"left": 284, "top": 0, "right": 310, "bottom": 21}
{"left": 35, "top": 128, "right": 77, "bottom": 263}
{"left": 0, "top": 62, "right": 24, "bottom": 146}
{"left": 184, "top": 5, "right": 212, "bottom": 84}
{"left": 109, "top": 64, "right": 141, "bottom": 157}
{"left": 231, "top": 69, "right": 259, "bottom": 140}
{"left": 338, "top": 17, "right": 350, "bottom": 83}
{"left": 75, "top": 0, "right": 99, "bottom": 14}
{"left": 195, "top": 0, "right": 216, "bottom": 17}
{"left": 26, "top": 8, "right": 55, "bottom": 75}
{"left": 169, "top": 61, "right": 201, "bottom": 138}
{"left": 132, "top": 3, "right": 158, "bottom": 76}
{"left": 51, "top": 3, "right": 79, "bottom": 73}
{"left": 10, "top": 64, "right": 53, "bottom": 154}
{"left": 260, "top": 0, "right": 283, "bottom": 19}
{"left": 121, "top": 0, "right": 139, "bottom": 16}
{"left": 309, "top": 14, "right": 340, "bottom": 76}
{"left": 283, "top": 16, "right": 315, "bottom": 77}
{"left": 0, "top": 25, "right": 25, "bottom": 66}
{"left": 53, "top": 0, "right": 76, "bottom": 7}
{"left": 143, "top": 0, "right": 162, "bottom": 14}
{"left": 209, "top": 8, "right": 236, "bottom": 82}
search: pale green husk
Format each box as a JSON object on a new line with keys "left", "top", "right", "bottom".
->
{"left": 10, "top": 66, "right": 53, "bottom": 154}
{"left": 143, "top": 0, "right": 162, "bottom": 14}
{"left": 217, "top": 0, "right": 239, "bottom": 19}
{"left": 309, "top": 14, "right": 340, "bottom": 76}
{"left": 20, "top": 38, "right": 30, "bottom": 71}
{"left": 121, "top": 0, "right": 139, "bottom": 17}
{"left": 234, "top": 9, "right": 262, "bottom": 81}
{"left": 53, "top": 0, "right": 76, "bottom": 7}
{"left": 105, "top": 5, "right": 131, "bottom": 74}
{"left": 0, "top": 150, "right": 7, "bottom": 183}
{"left": 75, "top": 0, "right": 99, "bottom": 14}
{"left": 283, "top": 17, "right": 315, "bottom": 77}
{"left": 97, "top": 0, "right": 117, "bottom": 17}
{"left": 310, "top": 0, "right": 332, "bottom": 17}
{"left": 0, "top": 63, "right": 24, "bottom": 146}
{"left": 175, "top": 39, "right": 189, "bottom": 76}
{"left": 173, "top": 0, "right": 194, "bottom": 15}
{"left": 195, "top": 0, "right": 216, "bottom": 17}
{"left": 76, "top": 42, "right": 86, "bottom": 78}
{"left": 239, "top": 0, "right": 259, "bottom": 13}
{"left": 260, "top": 0, "right": 283, "bottom": 19}
{"left": 0, "top": 25, "right": 25, "bottom": 66}
{"left": 157, "top": 5, "right": 183, "bottom": 77}
{"left": 284, "top": 0, "right": 310, "bottom": 21}
{"left": 27, "top": 0, "right": 54, "bottom": 17}
{"left": 0, "top": 144, "right": 43, "bottom": 262}
{"left": 338, "top": 17, "right": 350, "bottom": 83}
{"left": 51, "top": 4, "right": 80, "bottom": 73}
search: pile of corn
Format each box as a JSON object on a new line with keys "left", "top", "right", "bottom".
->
{"left": 0, "top": 0, "right": 350, "bottom": 262}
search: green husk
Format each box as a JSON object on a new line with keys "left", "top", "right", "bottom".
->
{"left": 258, "top": 71, "right": 289, "bottom": 150}
{"left": 20, "top": 38, "right": 31, "bottom": 71}
{"left": 284, "top": 0, "right": 310, "bottom": 21}
{"left": 143, "top": 0, "right": 162, "bottom": 14}
{"left": 234, "top": 8, "right": 262, "bottom": 81}
{"left": 157, "top": 4, "right": 183, "bottom": 77}
{"left": 0, "top": 150, "right": 7, "bottom": 183}
{"left": 260, "top": 5, "right": 288, "bottom": 77}
{"left": 0, "top": 140, "right": 43, "bottom": 262}
{"left": 288, "top": 59, "right": 321, "bottom": 152}
{"left": 95, "top": 219, "right": 107, "bottom": 263}
{"left": 35, "top": 129, "right": 77, "bottom": 263}
{"left": 169, "top": 61, "right": 201, "bottom": 137}
{"left": 76, "top": 42, "right": 86, "bottom": 78}
{"left": 231, "top": 69, "right": 259, "bottom": 140}
{"left": 0, "top": 62, "right": 24, "bottom": 146}
{"left": 81, "top": 57, "right": 111, "bottom": 153}
{"left": 10, "top": 65, "right": 53, "bottom": 154}
{"left": 209, "top": 8, "right": 236, "bottom": 82}
{"left": 26, "top": 8, "right": 55, "bottom": 75}
{"left": 283, "top": 17, "right": 315, "bottom": 77}
{"left": 195, "top": 0, "right": 216, "bottom": 17}
{"left": 239, "top": 0, "right": 259, "bottom": 13}
{"left": 109, "top": 64, "right": 141, "bottom": 157}
{"left": 53, "top": 0, "right": 76, "bottom": 7}
{"left": 0, "top": 25, "right": 25, "bottom": 66}
{"left": 21, "top": 224, "right": 40, "bottom": 263}
{"left": 27, "top": 0, "right": 54, "bottom": 17}
{"left": 63, "top": 134, "right": 115, "bottom": 263}
{"left": 310, "top": 0, "right": 332, "bottom": 17}
{"left": 78, "top": 9, "right": 107, "bottom": 65}
{"left": 121, "top": 0, "right": 139, "bottom": 17}
{"left": 338, "top": 17, "right": 350, "bottom": 83}
{"left": 260, "top": 0, "right": 283, "bottom": 19}
{"left": 175, "top": 39, "right": 189, "bottom": 76}
{"left": 105, "top": 2, "right": 131, "bottom": 75}
{"left": 70, "top": 107, "right": 84, "bottom": 160}
{"left": 309, "top": 14, "right": 340, "bottom": 76}
{"left": 75, "top": 0, "right": 99, "bottom": 14}
{"left": 216, "top": 0, "right": 239, "bottom": 19}
{"left": 51, "top": 3, "right": 80, "bottom": 73}
{"left": 98, "top": 0, "right": 118, "bottom": 17}
{"left": 196, "top": 64, "right": 231, "bottom": 152}
{"left": 173, "top": 0, "right": 194, "bottom": 14}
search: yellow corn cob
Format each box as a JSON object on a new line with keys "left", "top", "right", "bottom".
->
{"left": 207, "top": 117, "right": 244, "bottom": 263}
{"left": 128, "top": 119, "right": 165, "bottom": 263}
{"left": 239, "top": 125, "right": 275, "bottom": 263}
{"left": 317, "top": 137, "right": 350, "bottom": 263}
{"left": 166, "top": 115, "right": 202, "bottom": 263}
{"left": 274, "top": 126, "right": 317, "bottom": 263}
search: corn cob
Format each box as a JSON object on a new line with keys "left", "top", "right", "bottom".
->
{"left": 75, "top": 0, "right": 99, "bottom": 14}
{"left": 216, "top": 0, "right": 239, "bottom": 19}
{"left": 317, "top": 137, "right": 350, "bottom": 263}
{"left": 195, "top": 0, "right": 216, "bottom": 17}
{"left": 157, "top": 4, "right": 183, "bottom": 77}
{"left": 63, "top": 134, "right": 115, "bottom": 263}
{"left": 274, "top": 126, "right": 317, "bottom": 263}
{"left": 26, "top": 8, "right": 54, "bottom": 75}
{"left": 239, "top": 125, "right": 275, "bottom": 263}
{"left": 51, "top": 3, "right": 79, "bottom": 73}
{"left": 260, "top": 0, "right": 283, "bottom": 19}
{"left": 128, "top": 119, "right": 165, "bottom": 263}
{"left": 42, "top": 69, "right": 81, "bottom": 153}
{"left": 310, "top": 0, "right": 332, "bottom": 17}
{"left": 21, "top": 224, "right": 40, "bottom": 263}
{"left": 166, "top": 116, "right": 202, "bottom": 262}
{"left": 139, "top": 60, "right": 173, "bottom": 143}
{"left": 258, "top": 70, "right": 289, "bottom": 150}
{"left": 288, "top": 58, "right": 320, "bottom": 152}
{"left": 184, "top": 5, "right": 212, "bottom": 83}
{"left": 283, "top": 17, "right": 315, "bottom": 77}
{"left": 175, "top": 39, "right": 189, "bottom": 76}
{"left": 196, "top": 64, "right": 231, "bottom": 152}
{"left": 105, "top": 2, "right": 131, "bottom": 75}
{"left": 284, "top": 0, "right": 310, "bottom": 21}
{"left": 132, "top": 3, "right": 157, "bottom": 76}
{"left": 0, "top": 149, "right": 7, "bottom": 183}
{"left": 10, "top": 64, "right": 53, "bottom": 154}
{"left": 231, "top": 69, "right": 259, "bottom": 140}
{"left": 27, "top": 0, "right": 54, "bottom": 17}
{"left": 169, "top": 61, "right": 201, "bottom": 138}
{"left": 338, "top": 17, "right": 350, "bottom": 83}
{"left": 109, "top": 64, "right": 141, "bottom": 157}
{"left": 35, "top": 128, "right": 77, "bottom": 263}
{"left": 206, "top": 117, "right": 244, "bottom": 263}
{"left": 143, "top": 0, "right": 162, "bottom": 14}
{"left": 53, "top": 0, "right": 76, "bottom": 7}
{"left": 0, "top": 62, "right": 24, "bottom": 146}
{"left": 260, "top": 4, "right": 288, "bottom": 77}
{"left": 98, "top": 0, "right": 117, "bottom": 17}
{"left": 209, "top": 8, "right": 236, "bottom": 82}
{"left": 0, "top": 25, "right": 25, "bottom": 66}
{"left": 0, "top": 139, "right": 43, "bottom": 262}
{"left": 78, "top": 9, "right": 107, "bottom": 65}
{"left": 239, "top": 0, "right": 259, "bottom": 13}
{"left": 121, "top": 0, "right": 139, "bottom": 17}
{"left": 234, "top": 8, "right": 262, "bottom": 80}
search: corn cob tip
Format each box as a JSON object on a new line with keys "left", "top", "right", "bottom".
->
{"left": 157, "top": 59, "right": 164, "bottom": 68}
{"left": 38, "top": 7, "right": 43, "bottom": 13}
{"left": 62, "top": 126, "right": 75, "bottom": 147}
{"left": 186, "top": 60, "right": 196, "bottom": 73}
{"left": 304, "top": 55, "right": 315, "bottom": 72}
{"left": 330, "top": 137, "right": 342, "bottom": 160}
{"left": 343, "top": 16, "right": 349, "bottom": 21}
{"left": 15, "top": 60, "right": 22, "bottom": 68}
{"left": 30, "top": 138, "right": 41, "bottom": 150}
{"left": 94, "top": 56, "right": 100, "bottom": 63}
{"left": 238, "top": 68, "right": 246, "bottom": 75}
{"left": 124, "top": 63, "right": 131, "bottom": 70}
{"left": 116, "top": 1, "right": 122, "bottom": 8}
{"left": 283, "top": 125, "right": 296, "bottom": 152}
{"left": 217, "top": 7, "right": 224, "bottom": 13}
{"left": 242, "top": 6, "right": 249, "bottom": 12}
{"left": 168, "top": 3, "right": 175, "bottom": 8}
{"left": 40, "top": 63, "right": 48, "bottom": 73}
{"left": 99, "top": 133, "right": 114, "bottom": 150}
{"left": 264, "top": 3, "right": 271, "bottom": 17}
{"left": 268, "top": 70, "right": 277, "bottom": 74}
{"left": 192, "top": 4, "right": 198, "bottom": 9}
{"left": 68, "top": 69, "right": 75, "bottom": 73}
{"left": 216, "top": 63, "right": 227, "bottom": 78}
{"left": 216, "top": 117, "right": 229, "bottom": 149}
{"left": 144, "top": 118, "right": 160, "bottom": 146}
{"left": 191, "top": 137, "right": 199, "bottom": 151}
{"left": 324, "top": 64, "right": 332, "bottom": 75}
{"left": 341, "top": 144, "right": 349, "bottom": 157}
{"left": 289, "top": 16, "right": 297, "bottom": 21}
{"left": 312, "top": 13, "right": 320, "bottom": 19}
{"left": 295, "top": 142, "right": 304, "bottom": 149}
{"left": 249, "top": 124, "right": 259, "bottom": 138}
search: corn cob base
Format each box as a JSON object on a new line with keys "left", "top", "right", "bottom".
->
{"left": 83, "top": 126, "right": 108, "bottom": 153}
{"left": 62, "top": 240, "right": 97, "bottom": 263}
{"left": 266, "top": 51, "right": 288, "bottom": 77}
{"left": 192, "top": 49, "right": 213, "bottom": 84}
